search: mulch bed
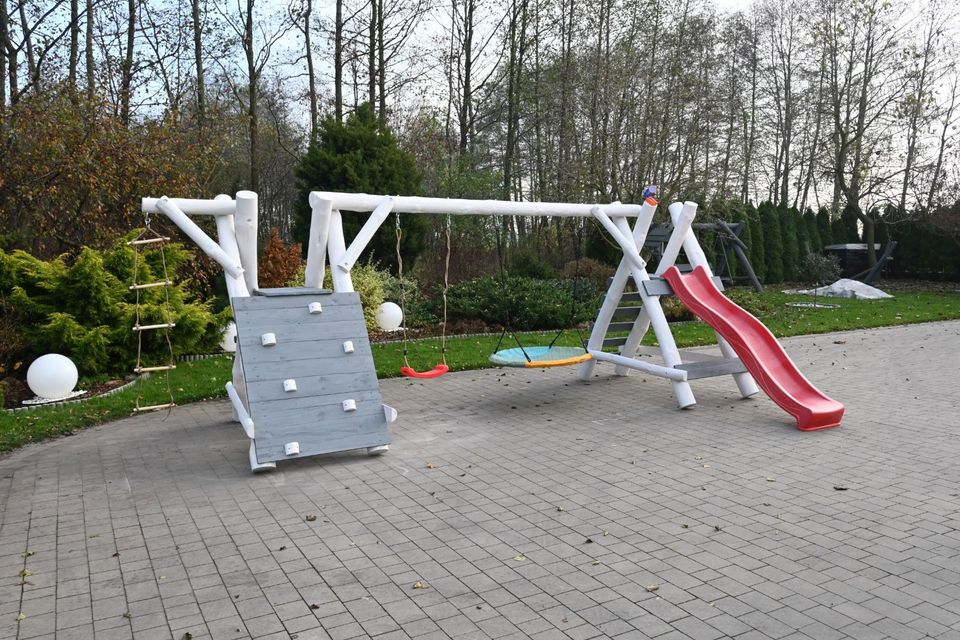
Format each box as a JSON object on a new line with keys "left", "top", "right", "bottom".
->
{"left": 2, "top": 377, "right": 131, "bottom": 410}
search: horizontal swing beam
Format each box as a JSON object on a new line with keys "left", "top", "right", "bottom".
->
{"left": 309, "top": 192, "right": 644, "bottom": 218}
{"left": 142, "top": 197, "right": 236, "bottom": 216}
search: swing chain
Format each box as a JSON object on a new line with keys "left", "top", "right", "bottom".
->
{"left": 440, "top": 214, "right": 451, "bottom": 363}
{"left": 394, "top": 212, "right": 410, "bottom": 366}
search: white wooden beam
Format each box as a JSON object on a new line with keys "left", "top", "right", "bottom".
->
{"left": 309, "top": 192, "right": 643, "bottom": 218}
{"left": 142, "top": 197, "right": 235, "bottom": 216}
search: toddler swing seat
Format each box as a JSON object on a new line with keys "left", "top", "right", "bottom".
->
{"left": 400, "top": 363, "right": 450, "bottom": 379}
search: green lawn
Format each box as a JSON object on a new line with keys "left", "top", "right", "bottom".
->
{"left": 2, "top": 288, "right": 958, "bottom": 454}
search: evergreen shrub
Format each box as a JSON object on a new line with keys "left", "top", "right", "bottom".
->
{"left": 759, "top": 202, "right": 784, "bottom": 283}
{"left": 0, "top": 237, "right": 227, "bottom": 378}
{"left": 780, "top": 207, "right": 801, "bottom": 281}
{"left": 443, "top": 275, "right": 599, "bottom": 331}
{"left": 746, "top": 203, "right": 766, "bottom": 283}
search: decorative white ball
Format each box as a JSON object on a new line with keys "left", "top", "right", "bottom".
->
{"left": 375, "top": 302, "right": 403, "bottom": 331}
{"left": 27, "top": 354, "right": 79, "bottom": 400}
{"left": 220, "top": 321, "right": 238, "bottom": 353}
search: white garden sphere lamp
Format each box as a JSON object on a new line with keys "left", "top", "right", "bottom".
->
{"left": 376, "top": 302, "right": 403, "bottom": 331}
{"left": 27, "top": 354, "right": 79, "bottom": 400}
{"left": 220, "top": 321, "right": 238, "bottom": 352}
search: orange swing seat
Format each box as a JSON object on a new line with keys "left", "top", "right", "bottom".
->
{"left": 400, "top": 363, "right": 449, "bottom": 379}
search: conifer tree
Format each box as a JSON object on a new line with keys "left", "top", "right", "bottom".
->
{"left": 293, "top": 103, "right": 426, "bottom": 269}
{"left": 746, "top": 203, "right": 766, "bottom": 283}
{"left": 780, "top": 206, "right": 801, "bottom": 281}
{"left": 760, "top": 202, "right": 784, "bottom": 283}
{"left": 817, "top": 208, "right": 834, "bottom": 247}
{"left": 803, "top": 208, "right": 821, "bottom": 253}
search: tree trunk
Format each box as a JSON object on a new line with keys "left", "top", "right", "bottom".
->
{"left": 798, "top": 48, "right": 825, "bottom": 211}
{"left": 0, "top": 0, "right": 7, "bottom": 111}
{"left": 502, "top": 0, "right": 528, "bottom": 201}
{"left": 925, "top": 77, "right": 957, "bottom": 213}
{"left": 719, "top": 44, "right": 738, "bottom": 196}
{"left": 899, "top": 10, "right": 938, "bottom": 214}
{"left": 119, "top": 0, "right": 136, "bottom": 126}
{"left": 245, "top": 0, "right": 258, "bottom": 192}
{"left": 368, "top": 0, "right": 376, "bottom": 113}
{"left": 18, "top": 1, "right": 37, "bottom": 93}
{"left": 303, "top": 0, "right": 317, "bottom": 142}
{"left": 7, "top": 0, "right": 17, "bottom": 103}
{"left": 85, "top": 0, "right": 94, "bottom": 102}
{"left": 741, "top": 24, "right": 759, "bottom": 203}
{"left": 69, "top": 0, "right": 79, "bottom": 90}
{"left": 556, "top": 0, "right": 574, "bottom": 199}
{"left": 458, "top": 0, "right": 474, "bottom": 155}
{"left": 192, "top": 0, "right": 205, "bottom": 130}
{"left": 377, "top": 0, "right": 385, "bottom": 120}
{"left": 334, "top": 0, "right": 343, "bottom": 120}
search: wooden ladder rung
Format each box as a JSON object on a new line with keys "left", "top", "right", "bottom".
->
{"left": 134, "top": 365, "right": 176, "bottom": 373}
{"left": 134, "top": 403, "right": 176, "bottom": 412}
{"left": 132, "top": 323, "right": 176, "bottom": 331}
{"left": 127, "top": 237, "right": 171, "bottom": 246}
{"left": 129, "top": 280, "right": 173, "bottom": 290}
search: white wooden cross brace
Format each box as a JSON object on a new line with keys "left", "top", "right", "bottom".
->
{"left": 337, "top": 196, "right": 395, "bottom": 273}
{"left": 585, "top": 202, "right": 697, "bottom": 408}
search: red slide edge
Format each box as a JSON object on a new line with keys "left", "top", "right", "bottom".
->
{"left": 663, "top": 266, "right": 843, "bottom": 431}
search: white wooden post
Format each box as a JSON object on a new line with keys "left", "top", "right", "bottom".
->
{"left": 613, "top": 202, "right": 699, "bottom": 374}
{"left": 213, "top": 196, "right": 252, "bottom": 424}
{"left": 327, "top": 210, "right": 354, "bottom": 292}
{"left": 578, "top": 198, "right": 659, "bottom": 381}
{"left": 305, "top": 195, "right": 333, "bottom": 288}
{"left": 235, "top": 191, "right": 259, "bottom": 293}
{"left": 591, "top": 205, "right": 696, "bottom": 408}
{"left": 213, "top": 199, "right": 250, "bottom": 300}
{"left": 669, "top": 206, "right": 760, "bottom": 399}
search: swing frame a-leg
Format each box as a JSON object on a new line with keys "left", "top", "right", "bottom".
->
{"left": 578, "top": 199, "right": 758, "bottom": 408}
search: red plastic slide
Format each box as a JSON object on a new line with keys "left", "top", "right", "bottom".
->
{"left": 662, "top": 265, "right": 844, "bottom": 431}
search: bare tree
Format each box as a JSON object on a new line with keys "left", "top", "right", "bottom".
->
{"left": 334, "top": 0, "right": 343, "bottom": 120}
{"left": 118, "top": 0, "right": 136, "bottom": 125}
{"left": 761, "top": 0, "right": 804, "bottom": 206}
{"left": 925, "top": 72, "right": 959, "bottom": 212}
{"left": 85, "top": 0, "right": 95, "bottom": 101}
{"left": 214, "top": 0, "right": 292, "bottom": 192}
{"left": 898, "top": 1, "right": 953, "bottom": 213}
{"left": 822, "top": 0, "right": 906, "bottom": 263}
{"left": 192, "top": 0, "right": 205, "bottom": 129}
{"left": 69, "top": 0, "right": 79, "bottom": 89}
{"left": 502, "top": 0, "right": 528, "bottom": 201}
{"left": 0, "top": 0, "right": 8, "bottom": 109}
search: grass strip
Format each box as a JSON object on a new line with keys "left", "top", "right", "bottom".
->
{"left": 2, "top": 289, "right": 957, "bottom": 453}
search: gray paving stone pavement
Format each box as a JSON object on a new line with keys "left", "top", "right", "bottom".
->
{"left": 1, "top": 320, "right": 959, "bottom": 640}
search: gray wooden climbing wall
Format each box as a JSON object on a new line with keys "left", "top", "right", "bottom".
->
{"left": 232, "top": 288, "right": 391, "bottom": 464}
